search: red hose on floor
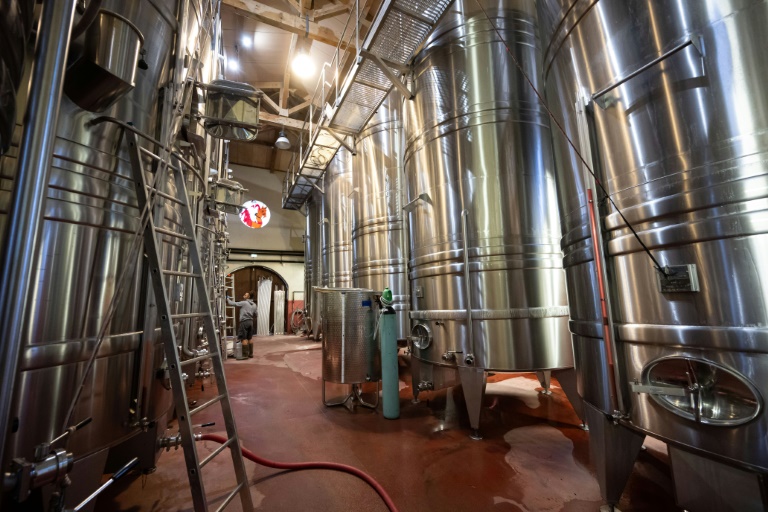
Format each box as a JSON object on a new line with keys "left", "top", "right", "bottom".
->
{"left": 199, "top": 434, "right": 399, "bottom": 512}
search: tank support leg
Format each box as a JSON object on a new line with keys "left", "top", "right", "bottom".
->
{"left": 536, "top": 370, "right": 552, "bottom": 395}
{"left": 411, "top": 357, "right": 422, "bottom": 403}
{"left": 584, "top": 402, "right": 645, "bottom": 507}
{"left": 458, "top": 366, "right": 486, "bottom": 440}
{"left": 552, "top": 368, "right": 585, "bottom": 424}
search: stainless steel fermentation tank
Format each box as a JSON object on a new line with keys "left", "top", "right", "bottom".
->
{"left": 321, "top": 146, "right": 354, "bottom": 288}
{"left": 307, "top": 189, "right": 324, "bottom": 340}
{"left": 404, "top": 0, "right": 579, "bottom": 438}
{"left": 352, "top": 90, "right": 409, "bottom": 341}
{"left": 0, "top": 0, "right": 222, "bottom": 508}
{"left": 539, "top": 0, "right": 768, "bottom": 509}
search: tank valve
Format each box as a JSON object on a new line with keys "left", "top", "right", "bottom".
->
{"left": 417, "top": 381, "right": 434, "bottom": 392}
{"left": 464, "top": 354, "right": 475, "bottom": 365}
{"left": 442, "top": 351, "right": 461, "bottom": 362}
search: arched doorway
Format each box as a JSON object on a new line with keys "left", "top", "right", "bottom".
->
{"left": 228, "top": 265, "right": 288, "bottom": 335}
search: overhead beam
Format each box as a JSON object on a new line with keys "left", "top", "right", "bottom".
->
{"left": 300, "top": 0, "right": 314, "bottom": 14}
{"left": 250, "top": 81, "right": 283, "bottom": 89}
{"left": 259, "top": 91, "right": 281, "bottom": 113}
{"left": 223, "top": 0, "right": 342, "bottom": 48}
{"left": 288, "top": 99, "right": 311, "bottom": 114}
{"left": 280, "top": 35, "right": 298, "bottom": 109}
{"left": 259, "top": 110, "right": 308, "bottom": 131}
{"left": 281, "top": 0, "right": 302, "bottom": 14}
{"left": 314, "top": 1, "right": 351, "bottom": 21}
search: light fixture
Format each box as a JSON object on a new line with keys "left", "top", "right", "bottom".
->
{"left": 275, "top": 130, "right": 290, "bottom": 150}
{"left": 250, "top": 253, "right": 258, "bottom": 258}
{"left": 291, "top": 28, "right": 315, "bottom": 78}
{"left": 241, "top": 35, "right": 252, "bottom": 48}
{"left": 291, "top": 49, "right": 315, "bottom": 78}
{"left": 227, "top": 44, "right": 240, "bottom": 73}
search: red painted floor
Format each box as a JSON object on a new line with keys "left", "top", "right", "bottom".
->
{"left": 97, "top": 334, "right": 680, "bottom": 511}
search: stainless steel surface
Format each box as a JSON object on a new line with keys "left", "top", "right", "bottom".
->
{"left": 669, "top": 446, "right": 768, "bottom": 512}
{"left": 352, "top": 90, "right": 409, "bottom": 340}
{"left": 322, "top": 146, "right": 353, "bottom": 288}
{"left": 404, "top": 0, "right": 572, "bottom": 375}
{"left": 307, "top": 191, "right": 324, "bottom": 339}
{"left": 318, "top": 287, "right": 379, "bottom": 384}
{"left": 64, "top": 8, "right": 144, "bottom": 112}
{"left": 539, "top": 0, "right": 768, "bottom": 473}
{"left": 0, "top": 1, "right": 221, "bottom": 501}
{"left": 0, "top": 0, "right": 77, "bottom": 475}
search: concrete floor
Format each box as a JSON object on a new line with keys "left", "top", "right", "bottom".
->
{"left": 97, "top": 334, "right": 681, "bottom": 511}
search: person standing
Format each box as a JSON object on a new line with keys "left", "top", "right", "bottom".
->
{"left": 227, "top": 290, "right": 257, "bottom": 359}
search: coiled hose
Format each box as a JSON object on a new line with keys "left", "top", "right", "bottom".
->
{"left": 199, "top": 434, "right": 399, "bottom": 512}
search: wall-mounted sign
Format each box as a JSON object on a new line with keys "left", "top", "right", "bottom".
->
{"left": 239, "top": 199, "right": 270, "bottom": 229}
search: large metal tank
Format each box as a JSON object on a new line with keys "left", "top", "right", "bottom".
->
{"left": 539, "top": 0, "right": 768, "bottom": 508}
{"left": 352, "top": 90, "right": 409, "bottom": 340}
{"left": 307, "top": 189, "right": 324, "bottom": 339}
{"left": 321, "top": 146, "right": 353, "bottom": 288}
{"left": 404, "top": 0, "right": 576, "bottom": 437}
{"left": 0, "top": 0, "right": 217, "bottom": 506}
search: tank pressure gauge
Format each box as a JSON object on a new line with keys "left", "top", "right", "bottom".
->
{"left": 411, "top": 323, "right": 432, "bottom": 350}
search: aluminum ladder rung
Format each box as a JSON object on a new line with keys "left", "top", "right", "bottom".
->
{"left": 155, "top": 226, "right": 193, "bottom": 241}
{"left": 125, "top": 128, "right": 252, "bottom": 512}
{"left": 145, "top": 185, "right": 186, "bottom": 205}
{"left": 190, "top": 394, "right": 225, "bottom": 416}
{"left": 215, "top": 482, "right": 245, "bottom": 512}
{"left": 181, "top": 352, "right": 218, "bottom": 367}
{"left": 199, "top": 437, "right": 235, "bottom": 468}
{"left": 172, "top": 312, "right": 208, "bottom": 320}
{"left": 164, "top": 270, "right": 201, "bottom": 278}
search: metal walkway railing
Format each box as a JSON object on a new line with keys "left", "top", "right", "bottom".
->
{"left": 281, "top": 0, "right": 453, "bottom": 210}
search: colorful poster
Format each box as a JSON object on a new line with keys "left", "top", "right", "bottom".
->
{"left": 239, "top": 199, "right": 271, "bottom": 229}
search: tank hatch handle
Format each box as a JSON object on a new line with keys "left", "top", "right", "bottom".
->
{"left": 630, "top": 380, "right": 687, "bottom": 397}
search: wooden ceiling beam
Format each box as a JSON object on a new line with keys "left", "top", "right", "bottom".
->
{"left": 288, "top": 99, "right": 311, "bottom": 114}
{"left": 280, "top": 35, "right": 298, "bottom": 110}
{"left": 223, "top": 0, "right": 342, "bottom": 48}
{"left": 259, "top": 91, "right": 281, "bottom": 113}
{"left": 250, "top": 81, "right": 283, "bottom": 89}
{"left": 259, "top": 110, "right": 308, "bottom": 131}
{"left": 313, "top": 1, "right": 351, "bottom": 21}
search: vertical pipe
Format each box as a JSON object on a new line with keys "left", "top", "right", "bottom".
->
{"left": 586, "top": 188, "right": 618, "bottom": 412}
{"left": 0, "top": 0, "right": 77, "bottom": 466}
{"left": 460, "top": 209, "right": 474, "bottom": 362}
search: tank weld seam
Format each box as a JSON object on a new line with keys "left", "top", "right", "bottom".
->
{"left": 410, "top": 307, "right": 570, "bottom": 320}
{"left": 472, "top": 0, "right": 668, "bottom": 277}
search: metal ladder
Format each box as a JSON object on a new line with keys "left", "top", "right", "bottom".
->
{"left": 125, "top": 130, "right": 253, "bottom": 512}
{"left": 224, "top": 274, "right": 236, "bottom": 355}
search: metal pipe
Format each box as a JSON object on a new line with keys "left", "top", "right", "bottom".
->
{"left": 460, "top": 209, "right": 475, "bottom": 363}
{"left": 592, "top": 38, "right": 697, "bottom": 103}
{"left": 0, "top": 0, "right": 77, "bottom": 469}
{"left": 586, "top": 188, "right": 619, "bottom": 412}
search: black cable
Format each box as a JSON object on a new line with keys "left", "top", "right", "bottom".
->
{"left": 471, "top": 0, "right": 669, "bottom": 276}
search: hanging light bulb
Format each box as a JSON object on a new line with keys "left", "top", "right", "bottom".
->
{"left": 275, "top": 130, "right": 291, "bottom": 150}
{"left": 291, "top": 21, "right": 315, "bottom": 78}
{"left": 291, "top": 49, "right": 315, "bottom": 78}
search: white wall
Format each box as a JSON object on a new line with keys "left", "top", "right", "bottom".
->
{"left": 226, "top": 163, "right": 305, "bottom": 252}
{"left": 224, "top": 164, "right": 305, "bottom": 299}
